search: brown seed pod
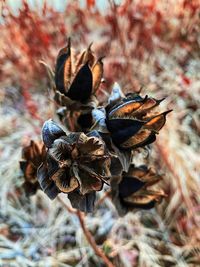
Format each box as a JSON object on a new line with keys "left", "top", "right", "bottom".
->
{"left": 106, "top": 91, "right": 172, "bottom": 150}
{"left": 111, "top": 165, "right": 166, "bottom": 215}
{"left": 39, "top": 120, "right": 111, "bottom": 212}
{"left": 20, "top": 140, "right": 46, "bottom": 196}
{"left": 54, "top": 41, "right": 103, "bottom": 105}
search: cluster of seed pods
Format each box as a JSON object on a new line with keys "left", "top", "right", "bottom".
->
{"left": 20, "top": 40, "right": 171, "bottom": 213}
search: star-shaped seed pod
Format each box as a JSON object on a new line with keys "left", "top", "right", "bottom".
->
{"left": 38, "top": 119, "right": 111, "bottom": 212}
{"left": 105, "top": 85, "right": 172, "bottom": 150}
{"left": 20, "top": 140, "right": 46, "bottom": 195}
{"left": 111, "top": 165, "right": 166, "bottom": 215}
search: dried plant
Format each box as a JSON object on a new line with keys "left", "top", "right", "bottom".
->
{"left": 18, "top": 40, "right": 170, "bottom": 217}
{"left": 111, "top": 165, "right": 166, "bottom": 215}
{"left": 16, "top": 38, "right": 170, "bottom": 267}
{"left": 1, "top": 1, "right": 200, "bottom": 266}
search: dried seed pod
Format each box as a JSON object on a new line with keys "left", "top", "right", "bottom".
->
{"left": 20, "top": 140, "right": 46, "bottom": 196}
{"left": 39, "top": 121, "right": 111, "bottom": 212}
{"left": 42, "top": 119, "right": 66, "bottom": 148}
{"left": 54, "top": 41, "right": 103, "bottom": 105}
{"left": 52, "top": 41, "right": 106, "bottom": 133}
{"left": 111, "top": 165, "right": 166, "bottom": 215}
{"left": 106, "top": 88, "right": 172, "bottom": 150}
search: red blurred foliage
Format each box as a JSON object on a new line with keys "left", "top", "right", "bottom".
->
{"left": 22, "top": 87, "right": 42, "bottom": 122}
{"left": 1, "top": 1, "right": 68, "bottom": 87}
{"left": 87, "top": 0, "right": 96, "bottom": 9}
{"left": 1, "top": 0, "right": 199, "bottom": 89}
{"left": 181, "top": 74, "right": 191, "bottom": 86}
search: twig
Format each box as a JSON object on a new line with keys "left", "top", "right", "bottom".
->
{"left": 76, "top": 210, "right": 115, "bottom": 267}
{"left": 57, "top": 196, "right": 114, "bottom": 267}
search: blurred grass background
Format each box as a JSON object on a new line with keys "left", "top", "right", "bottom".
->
{"left": 0, "top": 0, "right": 200, "bottom": 266}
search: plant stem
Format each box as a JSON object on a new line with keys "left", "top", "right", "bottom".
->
{"left": 57, "top": 196, "right": 114, "bottom": 267}
{"left": 76, "top": 210, "right": 115, "bottom": 267}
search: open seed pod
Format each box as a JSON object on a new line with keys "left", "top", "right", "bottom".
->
{"left": 54, "top": 39, "right": 102, "bottom": 108}
{"left": 111, "top": 164, "right": 166, "bottom": 215}
{"left": 39, "top": 120, "right": 111, "bottom": 212}
{"left": 20, "top": 140, "right": 46, "bottom": 195}
{"left": 54, "top": 39, "right": 104, "bottom": 132}
{"left": 106, "top": 89, "right": 172, "bottom": 150}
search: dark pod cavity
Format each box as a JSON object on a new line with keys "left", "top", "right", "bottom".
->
{"left": 118, "top": 177, "right": 145, "bottom": 198}
{"left": 19, "top": 161, "right": 28, "bottom": 173}
{"left": 121, "top": 199, "right": 156, "bottom": 210}
{"left": 42, "top": 119, "right": 66, "bottom": 148}
{"left": 67, "top": 63, "right": 93, "bottom": 102}
{"left": 77, "top": 112, "right": 93, "bottom": 130}
{"left": 106, "top": 119, "right": 144, "bottom": 146}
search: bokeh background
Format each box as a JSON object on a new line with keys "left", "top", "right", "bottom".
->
{"left": 0, "top": 0, "right": 200, "bottom": 266}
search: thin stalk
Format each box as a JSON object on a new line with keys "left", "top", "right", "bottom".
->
{"left": 57, "top": 196, "right": 114, "bottom": 267}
